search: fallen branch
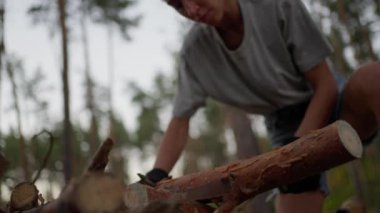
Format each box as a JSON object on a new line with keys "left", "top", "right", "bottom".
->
{"left": 86, "top": 138, "right": 114, "bottom": 173}
{"left": 126, "top": 121, "right": 362, "bottom": 212}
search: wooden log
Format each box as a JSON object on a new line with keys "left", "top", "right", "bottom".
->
{"left": 9, "top": 182, "right": 39, "bottom": 212}
{"left": 125, "top": 183, "right": 213, "bottom": 213}
{"left": 59, "top": 172, "right": 127, "bottom": 213}
{"left": 86, "top": 138, "right": 114, "bottom": 173}
{"left": 29, "top": 173, "right": 126, "bottom": 213}
{"left": 29, "top": 174, "right": 213, "bottom": 213}
{"left": 18, "top": 139, "right": 117, "bottom": 213}
{"left": 154, "top": 120, "right": 362, "bottom": 212}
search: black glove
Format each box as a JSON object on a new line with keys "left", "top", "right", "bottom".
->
{"left": 138, "top": 168, "right": 169, "bottom": 186}
{"left": 146, "top": 168, "right": 169, "bottom": 183}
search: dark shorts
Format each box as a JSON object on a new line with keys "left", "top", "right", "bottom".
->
{"left": 264, "top": 99, "right": 330, "bottom": 194}
{"left": 264, "top": 71, "right": 346, "bottom": 147}
{"left": 264, "top": 73, "right": 378, "bottom": 194}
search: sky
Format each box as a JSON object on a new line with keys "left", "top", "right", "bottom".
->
{"left": 1, "top": 0, "right": 185, "bottom": 134}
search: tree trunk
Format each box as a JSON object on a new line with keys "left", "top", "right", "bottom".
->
{"left": 58, "top": 0, "right": 72, "bottom": 184}
{"left": 0, "top": 1, "right": 5, "bottom": 207}
{"left": 0, "top": 0, "right": 4, "bottom": 143}
{"left": 224, "top": 106, "right": 260, "bottom": 159}
{"left": 106, "top": 26, "right": 126, "bottom": 180}
{"left": 361, "top": 23, "right": 377, "bottom": 61}
{"left": 224, "top": 106, "right": 271, "bottom": 213}
{"left": 337, "top": 0, "right": 348, "bottom": 24}
{"left": 0, "top": 152, "right": 7, "bottom": 178}
{"left": 337, "top": 0, "right": 377, "bottom": 63}
{"left": 330, "top": 27, "right": 352, "bottom": 74}
{"left": 107, "top": 24, "right": 114, "bottom": 130}
{"left": 6, "top": 61, "right": 30, "bottom": 181}
{"left": 183, "top": 139, "right": 202, "bottom": 174}
{"left": 80, "top": 7, "right": 99, "bottom": 156}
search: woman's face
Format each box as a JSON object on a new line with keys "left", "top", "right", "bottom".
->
{"left": 166, "top": 0, "right": 225, "bottom": 26}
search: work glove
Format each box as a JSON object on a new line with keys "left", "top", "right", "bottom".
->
{"left": 138, "top": 168, "right": 169, "bottom": 187}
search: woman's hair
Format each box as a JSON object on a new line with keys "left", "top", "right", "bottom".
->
{"left": 165, "top": 0, "right": 184, "bottom": 10}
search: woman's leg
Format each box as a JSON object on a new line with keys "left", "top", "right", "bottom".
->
{"left": 276, "top": 192, "right": 325, "bottom": 213}
{"left": 340, "top": 61, "right": 380, "bottom": 141}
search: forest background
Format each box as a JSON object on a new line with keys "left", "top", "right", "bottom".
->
{"left": 0, "top": 0, "right": 379, "bottom": 212}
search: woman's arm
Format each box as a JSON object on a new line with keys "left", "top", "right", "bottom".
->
{"left": 295, "top": 61, "right": 338, "bottom": 137}
{"left": 153, "top": 116, "right": 190, "bottom": 173}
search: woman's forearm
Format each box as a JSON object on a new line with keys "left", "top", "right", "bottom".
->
{"left": 296, "top": 85, "right": 338, "bottom": 136}
{"left": 153, "top": 117, "right": 190, "bottom": 173}
{"left": 296, "top": 62, "right": 339, "bottom": 137}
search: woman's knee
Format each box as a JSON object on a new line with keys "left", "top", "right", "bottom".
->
{"left": 354, "top": 61, "right": 380, "bottom": 81}
{"left": 347, "top": 61, "right": 380, "bottom": 95}
{"left": 341, "top": 62, "right": 379, "bottom": 138}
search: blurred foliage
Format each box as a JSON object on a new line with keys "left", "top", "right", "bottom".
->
{"left": 308, "top": 0, "right": 379, "bottom": 74}
{"left": 81, "top": 0, "right": 140, "bottom": 40}
{"left": 27, "top": 0, "right": 140, "bottom": 39}
{"left": 308, "top": 2, "right": 380, "bottom": 211}
{"left": 128, "top": 72, "right": 176, "bottom": 149}
{"left": 324, "top": 138, "right": 380, "bottom": 212}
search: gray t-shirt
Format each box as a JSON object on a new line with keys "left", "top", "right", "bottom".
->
{"left": 173, "top": 0, "right": 333, "bottom": 118}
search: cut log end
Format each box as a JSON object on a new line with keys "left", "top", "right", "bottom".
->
{"left": 337, "top": 120, "right": 363, "bottom": 159}
{"left": 10, "top": 182, "right": 39, "bottom": 211}
{"left": 69, "top": 173, "right": 126, "bottom": 213}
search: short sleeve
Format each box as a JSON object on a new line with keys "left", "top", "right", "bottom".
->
{"left": 278, "top": 0, "right": 333, "bottom": 72}
{"left": 172, "top": 56, "right": 207, "bottom": 118}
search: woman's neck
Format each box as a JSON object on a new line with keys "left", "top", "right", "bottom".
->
{"left": 217, "top": 0, "right": 243, "bottom": 32}
{"left": 216, "top": 0, "right": 244, "bottom": 50}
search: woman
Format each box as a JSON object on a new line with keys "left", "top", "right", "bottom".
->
{"left": 145, "top": 0, "right": 380, "bottom": 212}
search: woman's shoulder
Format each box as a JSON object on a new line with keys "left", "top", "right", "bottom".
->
{"left": 181, "top": 23, "right": 214, "bottom": 54}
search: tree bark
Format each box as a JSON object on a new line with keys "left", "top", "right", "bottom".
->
{"left": 58, "top": 0, "right": 72, "bottom": 184}
{"left": 224, "top": 106, "right": 271, "bottom": 213}
{"left": 154, "top": 121, "right": 362, "bottom": 212}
